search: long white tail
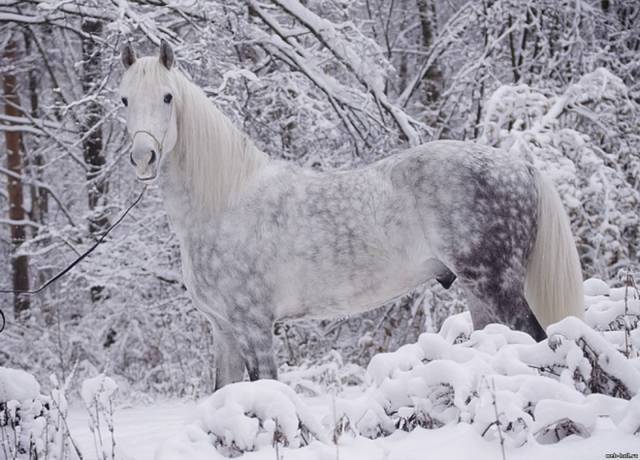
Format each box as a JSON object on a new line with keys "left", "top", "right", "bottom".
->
{"left": 524, "top": 172, "right": 584, "bottom": 327}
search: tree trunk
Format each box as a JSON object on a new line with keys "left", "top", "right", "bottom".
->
{"left": 24, "top": 32, "right": 48, "bottom": 227}
{"left": 24, "top": 31, "right": 56, "bottom": 325}
{"left": 81, "top": 19, "right": 108, "bottom": 302}
{"left": 3, "top": 39, "right": 30, "bottom": 318}
{"left": 81, "top": 19, "right": 108, "bottom": 235}
{"left": 415, "top": 0, "right": 442, "bottom": 105}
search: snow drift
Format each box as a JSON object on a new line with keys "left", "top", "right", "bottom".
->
{"left": 156, "top": 277, "right": 640, "bottom": 458}
{"left": 2, "top": 277, "right": 639, "bottom": 459}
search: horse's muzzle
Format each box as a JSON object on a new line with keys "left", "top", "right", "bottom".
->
{"left": 130, "top": 134, "right": 160, "bottom": 181}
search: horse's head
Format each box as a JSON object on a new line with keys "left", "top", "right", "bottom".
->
{"left": 119, "top": 40, "right": 179, "bottom": 183}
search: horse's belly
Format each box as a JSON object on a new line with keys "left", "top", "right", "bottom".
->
{"left": 329, "top": 272, "right": 425, "bottom": 316}
{"left": 274, "top": 254, "right": 442, "bottom": 320}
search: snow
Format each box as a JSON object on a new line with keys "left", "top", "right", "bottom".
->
{"left": 149, "top": 279, "right": 640, "bottom": 458}
{"left": 531, "top": 399, "right": 597, "bottom": 439}
{"left": 5, "top": 277, "right": 640, "bottom": 459}
{"left": 67, "top": 401, "right": 198, "bottom": 460}
{"left": 615, "top": 394, "right": 640, "bottom": 436}
{"left": 66, "top": 400, "right": 640, "bottom": 460}
{"left": 547, "top": 317, "right": 640, "bottom": 395}
{"left": 66, "top": 410, "right": 640, "bottom": 460}
{"left": 81, "top": 373, "right": 119, "bottom": 407}
{"left": 584, "top": 278, "right": 610, "bottom": 297}
{"left": 192, "top": 380, "right": 328, "bottom": 453}
{"left": 439, "top": 310, "right": 474, "bottom": 343}
{"left": 0, "top": 366, "right": 40, "bottom": 402}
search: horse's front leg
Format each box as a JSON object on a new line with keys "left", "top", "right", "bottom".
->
{"left": 229, "top": 302, "right": 278, "bottom": 382}
{"left": 212, "top": 324, "right": 246, "bottom": 390}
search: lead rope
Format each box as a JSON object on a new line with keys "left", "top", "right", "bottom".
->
{"left": 0, "top": 185, "right": 147, "bottom": 333}
{"left": 0, "top": 102, "right": 174, "bottom": 333}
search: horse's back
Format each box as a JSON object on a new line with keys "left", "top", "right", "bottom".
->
{"left": 385, "top": 140, "right": 530, "bottom": 187}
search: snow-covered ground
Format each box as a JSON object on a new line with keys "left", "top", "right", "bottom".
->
{"left": 3, "top": 277, "right": 640, "bottom": 459}
{"left": 67, "top": 404, "right": 639, "bottom": 460}
{"left": 67, "top": 401, "right": 196, "bottom": 460}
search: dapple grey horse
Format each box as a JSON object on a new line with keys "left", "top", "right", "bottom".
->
{"left": 119, "top": 41, "right": 583, "bottom": 389}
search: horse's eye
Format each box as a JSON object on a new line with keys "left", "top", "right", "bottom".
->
{"left": 121, "top": 97, "right": 128, "bottom": 107}
{"left": 164, "top": 93, "right": 173, "bottom": 104}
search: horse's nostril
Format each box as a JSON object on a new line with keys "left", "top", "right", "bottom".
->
{"left": 149, "top": 149, "right": 157, "bottom": 164}
{"left": 130, "top": 152, "right": 137, "bottom": 167}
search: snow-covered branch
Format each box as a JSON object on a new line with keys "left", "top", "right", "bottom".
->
{"left": 250, "top": 0, "right": 426, "bottom": 145}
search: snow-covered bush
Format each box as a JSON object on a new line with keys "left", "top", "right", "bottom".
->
{"left": 158, "top": 380, "right": 328, "bottom": 459}
{"left": 159, "top": 278, "right": 640, "bottom": 458}
{"left": 0, "top": 367, "right": 81, "bottom": 459}
{"left": 0, "top": 368, "right": 120, "bottom": 460}
{"left": 361, "top": 278, "right": 640, "bottom": 446}
{"left": 81, "top": 374, "right": 119, "bottom": 459}
{"left": 279, "top": 350, "right": 366, "bottom": 396}
{"left": 1, "top": 367, "right": 44, "bottom": 458}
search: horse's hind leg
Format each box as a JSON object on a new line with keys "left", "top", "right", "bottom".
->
{"left": 448, "top": 226, "right": 545, "bottom": 340}
{"left": 434, "top": 160, "right": 545, "bottom": 340}
{"left": 460, "top": 276, "right": 545, "bottom": 342}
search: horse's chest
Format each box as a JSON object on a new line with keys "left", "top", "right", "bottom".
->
{"left": 179, "top": 224, "right": 277, "bottom": 312}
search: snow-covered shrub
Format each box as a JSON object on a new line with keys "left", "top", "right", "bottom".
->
{"left": 331, "top": 390, "right": 395, "bottom": 439}
{"left": 0, "top": 368, "right": 123, "bottom": 459}
{"left": 546, "top": 318, "right": 639, "bottom": 398}
{"left": 584, "top": 271, "right": 640, "bottom": 359}
{"left": 159, "top": 380, "right": 328, "bottom": 458}
{"left": 279, "top": 350, "right": 366, "bottom": 396}
{"left": 158, "top": 277, "right": 640, "bottom": 458}
{"left": 81, "top": 374, "right": 118, "bottom": 459}
{"left": 0, "top": 367, "right": 81, "bottom": 459}
{"left": 0, "top": 367, "right": 43, "bottom": 458}
{"left": 361, "top": 278, "right": 640, "bottom": 446}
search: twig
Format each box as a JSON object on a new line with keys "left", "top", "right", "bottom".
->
{"left": 489, "top": 378, "right": 507, "bottom": 460}
{"left": 622, "top": 268, "right": 639, "bottom": 358}
{"left": 50, "top": 392, "right": 85, "bottom": 460}
{"left": 331, "top": 393, "right": 340, "bottom": 460}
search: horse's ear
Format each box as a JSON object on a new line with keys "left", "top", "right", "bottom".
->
{"left": 159, "top": 39, "right": 174, "bottom": 70}
{"left": 121, "top": 43, "right": 137, "bottom": 69}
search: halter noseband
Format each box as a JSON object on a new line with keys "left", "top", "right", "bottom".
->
{"left": 131, "top": 129, "right": 163, "bottom": 166}
{"left": 129, "top": 100, "right": 175, "bottom": 166}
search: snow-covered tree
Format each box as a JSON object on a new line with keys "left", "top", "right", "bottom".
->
{"left": 0, "top": 0, "right": 638, "bottom": 394}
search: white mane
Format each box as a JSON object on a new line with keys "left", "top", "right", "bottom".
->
{"left": 124, "top": 58, "right": 268, "bottom": 212}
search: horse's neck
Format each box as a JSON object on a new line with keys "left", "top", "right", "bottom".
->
{"left": 161, "top": 82, "right": 269, "bottom": 228}
{"left": 158, "top": 142, "right": 269, "bottom": 235}
{"left": 159, "top": 154, "right": 199, "bottom": 236}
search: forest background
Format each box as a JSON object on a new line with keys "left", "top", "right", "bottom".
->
{"left": 0, "top": 0, "right": 638, "bottom": 396}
